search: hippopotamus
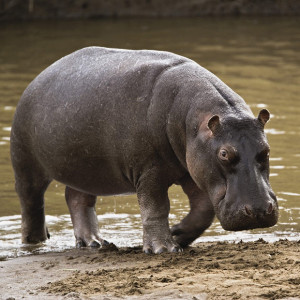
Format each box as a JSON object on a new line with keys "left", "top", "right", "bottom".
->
{"left": 10, "top": 47, "right": 278, "bottom": 254}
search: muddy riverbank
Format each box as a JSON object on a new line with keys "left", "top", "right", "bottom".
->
{"left": 1, "top": 239, "right": 299, "bottom": 300}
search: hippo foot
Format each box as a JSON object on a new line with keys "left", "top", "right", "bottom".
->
{"left": 143, "top": 242, "right": 182, "bottom": 254}
{"left": 75, "top": 236, "right": 110, "bottom": 248}
{"left": 171, "top": 223, "right": 200, "bottom": 248}
{"left": 22, "top": 226, "right": 50, "bottom": 244}
{"left": 142, "top": 230, "right": 182, "bottom": 254}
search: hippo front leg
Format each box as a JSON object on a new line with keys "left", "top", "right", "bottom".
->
{"left": 171, "top": 175, "right": 215, "bottom": 247}
{"left": 65, "top": 186, "right": 109, "bottom": 248}
{"left": 137, "top": 168, "right": 182, "bottom": 254}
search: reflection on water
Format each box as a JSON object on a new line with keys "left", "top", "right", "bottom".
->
{"left": 0, "top": 17, "right": 299, "bottom": 258}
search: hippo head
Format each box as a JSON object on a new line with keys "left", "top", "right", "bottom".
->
{"left": 186, "top": 109, "right": 278, "bottom": 231}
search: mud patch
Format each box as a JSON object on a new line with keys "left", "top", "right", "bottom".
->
{"left": 41, "top": 240, "right": 300, "bottom": 299}
{"left": 0, "top": 240, "right": 299, "bottom": 300}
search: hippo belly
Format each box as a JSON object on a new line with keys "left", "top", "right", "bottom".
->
{"left": 13, "top": 47, "right": 185, "bottom": 194}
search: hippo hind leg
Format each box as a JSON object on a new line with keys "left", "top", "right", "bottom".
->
{"left": 11, "top": 148, "right": 51, "bottom": 244}
{"left": 65, "top": 186, "right": 109, "bottom": 248}
{"left": 171, "top": 175, "right": 215, "bottom": 247}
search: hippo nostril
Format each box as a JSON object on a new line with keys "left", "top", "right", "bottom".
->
{"left": 244, "top": 205, "right": 253, "bottom": 217}
{"left": 265, "top": 203, "right": 273, "bottom": 215}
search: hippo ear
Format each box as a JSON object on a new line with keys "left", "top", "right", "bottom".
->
{"left": 257, "top": 109, "right": 270, "bottom": 126}
{"left": 207, "top": 115, "right": 220, "bottom": 135}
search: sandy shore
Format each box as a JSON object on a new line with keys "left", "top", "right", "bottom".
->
{"left": 1, "top": 239, "right": 299, "bottom": 300}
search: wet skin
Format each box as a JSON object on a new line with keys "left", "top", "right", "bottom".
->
{"left": 10, "top": 47, "right": 278, "bottom": 254}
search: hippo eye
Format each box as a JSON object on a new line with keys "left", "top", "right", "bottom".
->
{"left": 256, "top": 148, "right": 270, "bottom": 165}
{"left": 219, "top": 149, "right": 229, "bottom": 161}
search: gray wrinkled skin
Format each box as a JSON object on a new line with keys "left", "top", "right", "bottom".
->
{"left": 10, "top": 47, "right": 278, "bottom": 254}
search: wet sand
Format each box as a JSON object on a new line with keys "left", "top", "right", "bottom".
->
{"left": 0, "top": 239, "right": 299, "bottom": 300}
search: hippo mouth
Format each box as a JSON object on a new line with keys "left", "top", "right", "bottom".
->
{"left": 219, "top": 213, "right": 278, "bottom": 231}
{"left": 216, "top": 194, "right": 278, "bottom": 231}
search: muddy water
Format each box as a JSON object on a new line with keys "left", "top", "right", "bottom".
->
{"left": 0, "top": 17, "right": 299, "bottom": 258}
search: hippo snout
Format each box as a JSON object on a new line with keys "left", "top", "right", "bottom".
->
{"left": 243, "top": 202, "right": 274, "bottom": 218}
{"left": 218, "top": 197, "right": 279, "bottom": 231}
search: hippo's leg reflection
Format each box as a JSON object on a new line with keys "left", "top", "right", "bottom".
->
{"left": 171, "top": 175, "right": 215, "bottom": 247}
{"left": 65, "top": 186, "right": 109, "bottom": 248}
